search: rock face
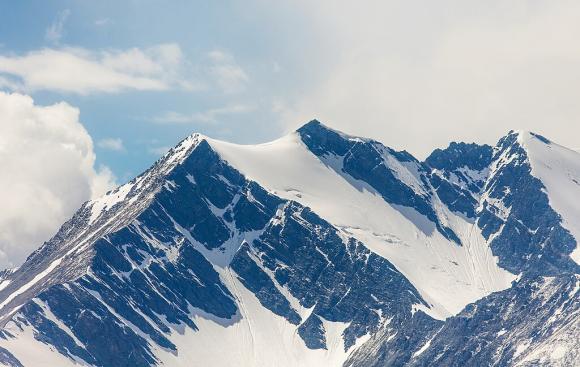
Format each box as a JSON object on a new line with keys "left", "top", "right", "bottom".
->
{"left": 347, "top": 130, "right": 580, "bottom": 367}
{"left": 477, "top": 132, "right": 579, "bottom": 275}
{"left": 412, "top": 274, "right": 579, "bottom": 367}
{"left": 0, "top": 121, "right": 577, "bottom": 367}
{"left": 347, "top": 274, "right": 580, "bottom": 367}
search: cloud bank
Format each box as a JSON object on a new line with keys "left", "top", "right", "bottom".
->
{"left": 277, "top": 0, "right": 580, "bottom": 158}
{"left": 0, "top": 92, "right": 115, "bottom": 269}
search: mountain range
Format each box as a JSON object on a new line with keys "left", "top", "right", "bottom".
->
{"left": 0, "top": 120, "right": 577, "bottom": 366}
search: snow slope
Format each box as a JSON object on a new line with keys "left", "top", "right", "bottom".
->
{"left": 155, "top": 269, "right": 362, "bottom": 367}
{"left": 208, "top": 133, "right": 515, "bottom": 318}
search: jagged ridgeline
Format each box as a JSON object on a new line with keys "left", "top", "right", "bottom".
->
{"left": 0, "top": 121, "right": 577, "bottom": 367}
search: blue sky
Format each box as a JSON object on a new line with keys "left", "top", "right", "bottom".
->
{"left": 1, "top": 1, "right": 334, "bottom": 180}
{"left": 3, "top": 1, "right": 580, "bottom": 268}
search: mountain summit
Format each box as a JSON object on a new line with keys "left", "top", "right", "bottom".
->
{"left": 0, "top": 122, "right": 577, "bottom": 367}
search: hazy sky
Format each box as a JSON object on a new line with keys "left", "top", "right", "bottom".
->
{"left": 2, "top": 0, "right": 580, "bottom": 268}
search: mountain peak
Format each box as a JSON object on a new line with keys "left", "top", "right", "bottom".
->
{"left": 425, "top": 141, "right": 493, "bottom": 172}
{"left": 504, "top": 129, "right": 552, "bottom": 146}
{"left": 296, "top": 119, "right": 350, "bottom": 138}
{"left": 298, "top": 119, "right": 324, "bottom": 130}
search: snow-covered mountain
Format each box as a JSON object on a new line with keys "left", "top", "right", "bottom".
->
{"left": 0, "top": 121, "right": 577, "bottom": 367}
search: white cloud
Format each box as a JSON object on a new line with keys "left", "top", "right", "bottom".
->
{"left": 208, "top": 50, "right": 249, "bottom": 93}
{"left": 97, "top": 137, "right": 124, "bottom": 151}
{"left": 152, "top": 104, "right": 254, "bottom": 124}
{"left": 0, "top": 43, "right": 196, "bottom": 94}
{"left": 45, "top": 9, "right": 70, "bottom": 44}
{"left": 0, "top": 92, "right": 115, "bottom": 269}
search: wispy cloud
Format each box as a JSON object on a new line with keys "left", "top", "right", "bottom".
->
{"left": 45, "top": 9, "right": 70, "bottom": 44}
{"left": 148, "top": 146, "right": 171, "bottom": 156}
{"left": 97, "top": 137, "right": 124, "bottom": 151}
{"left": 94, "top": 18, "right": 110, "bottom": 27}
{"left": 208, "top": 50, "right": 249, "bottom": 93}
{"left": 0, "top": 43, "right": 198, "bottom": 94}
{"left": 0, "top": 75, "right": 21, "bottom": 90}
{"left": 152, "top": 104, "right": 254, "bottom": 124}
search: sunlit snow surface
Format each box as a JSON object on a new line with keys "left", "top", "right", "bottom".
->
{"left": 209, "top": 133, "right": 515, "bottom": 318}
